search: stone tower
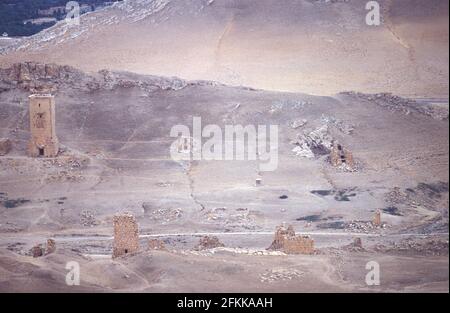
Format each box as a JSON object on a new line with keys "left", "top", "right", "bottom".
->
{"left": 113, "top": 213, "right": 140, "bottom": 258}
{"left": 28, "top": 94, "right": 59, "bottom": 157}
{"left": 330, "top": 142, "right": 354, "bottom": 169}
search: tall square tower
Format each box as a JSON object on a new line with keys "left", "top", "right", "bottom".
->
{"left": 113, "top": 213, "right": 140, "bottom": 258}
{"left": 28, "top": 94, "right": 59, "bottom": 157}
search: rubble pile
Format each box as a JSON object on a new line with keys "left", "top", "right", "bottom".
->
{"left": 346, "top": 220, "right": 388, "bottom": 233}
{"left": 148, "top": 239, "right": 166, "bottom": 251}
{"left": 329, "top": 141, "right": 356, "bottom": 171}
{"left": 292, "top": 125, "right": 333, "bottom": 158}
{"left": 342, "top": 92, "right": 449, "bottom": 121}
{"left": 385, "top": 182, "right": 449, "bottom": 211}
{"left": 144, "top": 206, "right": 183, "bottom": 224}
{"left": 374, "top": 238, "right": 449, "bottom": 256}
{"left": 203, "top": 207, "right": 259, "bottom": 230}
{"left": 342, "top": 237, "right": 365, "bottom": 252}
{"left": 80, "top": 210, "right": 99, "bottom": 227}
{"left": 321, "top": 115, "right": 355, "bottom": 135}
{"left": 291, "top": 112, "right": 356, "bottom": 160}
{"left": 260, "top": 268, "right": 304, "bottom": 283}
{"left": 194, "top": 236, "right": 225, "bottom": 251}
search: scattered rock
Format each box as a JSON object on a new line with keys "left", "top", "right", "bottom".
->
{"left": 290, "top": 119, "right": 307, "bottom": 129}
{"left": 342, "top": 91, "right": 448, "bottom": 121}
{"left": 260, "top": 268, "right": 304, "bottom": 283}
{"left": 80, "top": 210, "right": 99, "bottom": 227}
{"left": 194, "top": 236, "right": 225, "bottom": 251}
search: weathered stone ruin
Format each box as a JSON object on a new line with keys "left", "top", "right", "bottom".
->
{"left": 353, "top": 237, "right": 363, "bottom": 249}
{"left": 30, "top": 239, "right": 57, "bottom": 258}
{"left": 31, "top": 245, "right": 44, "bottom": 258}
{"left": 268, "top": 225, "right": 315, "bottom": 255}
{"left": 113, "top": 213, "right": 140, "bottom": 258}
{"left": 0, "top": 138, "right": 12, "bottom": 156}
{"left": 194, "top": 236, "right": 225, "bottom": 251}
{"left": 148, "top": 239, "right": 166, "bottom": 251}
{"left": 373, "top": 210, "right": 382, "bottom": 227}
{"left": 28, "top": 94, "right": 59, "bottom": 158}
{"left": 46, "top": 239, "right": 56, "bottom": 255}
{"left": 330, "top": 141, "right": 354, "bottom": 169}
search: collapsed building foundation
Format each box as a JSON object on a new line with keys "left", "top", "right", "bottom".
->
{"left": 113, "top": 213, "right": 140, "bottom": 258}
{"left": 268, "top": 225, "right": 315, "bottom": 255}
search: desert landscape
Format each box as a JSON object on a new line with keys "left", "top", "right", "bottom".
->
{"left": 0, "top": 0, "right": 448, "bottom": 293}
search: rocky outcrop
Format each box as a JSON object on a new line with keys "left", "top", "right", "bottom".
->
{"left": 342, "top": 91, "right": 449, "bottom": 121}
{"left": 0, "top": 62, "right": 189, "bottom": 94}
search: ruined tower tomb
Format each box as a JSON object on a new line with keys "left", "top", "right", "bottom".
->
{"left": 27, "top": 94, "right": 59, "bottom": 157}
{"left": 113, "top": 213, "right": 140, "bottom": 258}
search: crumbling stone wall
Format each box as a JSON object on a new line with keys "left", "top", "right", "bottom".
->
{"left": 148, "top": 239, "right": 166, "bottom": 251}
{"left": 268, "top": 225, "right": 315, "bottom": 255}
{"left": 330, "top": 142, "right": 354, "bottom": 168}
{"left": 30, "top": 239, "right": 56, "bottom": 257}
{"left": 113, "top": 213, "right": 140, "bottom": 258}
{"left": 373, "top": 210, "right": 382, "bottom": 227}
{"left": 45, "top": 239, "right": 56, "bottom": 255}
{"left": 28, "top": 94, "right": 59, "bottom": 157}
{"left": 0, "top": 138, "right": 12, "bottom": 156}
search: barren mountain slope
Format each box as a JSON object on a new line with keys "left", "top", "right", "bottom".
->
{"left": 0, "top": 0, "right": 448, "bottom": 96}
{"left": 0, "top": 63, "right": 448, "bottom": 292}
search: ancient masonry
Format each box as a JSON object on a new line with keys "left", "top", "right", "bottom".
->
{"left": 28, "top": 94, "right": 59, "bottom": 157}
{"left": 268, "top": 225, "right": 315, "bottom": 255}
{"left": 148, "top": 239, "right": 166, "bottom": 251}
{"left": 0, "top": 138, "right": 12, "bottom": 156}
{"left": 330, "top": 142, "right": 354, "bottom": 168}
{"left": 113, "top": 213, "right": 140, "bottom": 258}
{"left": 373, "top": 210, "right": 382, "bottom": 227}
{"left": 30, "top": 238, "right": 57, "bottom": 258}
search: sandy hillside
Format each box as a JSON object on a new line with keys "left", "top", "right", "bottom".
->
{"left": 0, "top": 0, "right": 448, "bottom": 97}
